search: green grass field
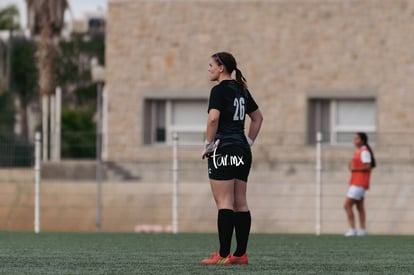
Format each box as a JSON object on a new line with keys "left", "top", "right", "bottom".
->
{"left": 0, "top": 232, "right": 413, "bottom": 274}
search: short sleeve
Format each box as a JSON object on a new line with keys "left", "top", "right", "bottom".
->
{"left": 361, "top": 150, "right": 372, "bottom": 163}
{"left": 245, "top": 90, "right": 259, "bottom": 114}
{"left": 208, "top": 86, "right": 224, "bottom": 112}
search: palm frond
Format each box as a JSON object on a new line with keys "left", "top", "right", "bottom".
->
{"left": 26, "top": 0, "right": 68, "bottom": 35}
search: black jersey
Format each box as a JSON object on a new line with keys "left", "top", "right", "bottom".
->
{"left": 208, "top": 80, "right": 258, "bottom": 147}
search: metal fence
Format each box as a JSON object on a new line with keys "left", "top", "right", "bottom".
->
{"left": 1, "top": 131, "right": 414, "bottom": 235}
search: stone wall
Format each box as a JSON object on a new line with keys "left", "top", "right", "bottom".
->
{"left": 1, "top": 161, "right": 413, "bottom": 234}
{"left": 106, "top": 0, "right": 414, "bottom": 162}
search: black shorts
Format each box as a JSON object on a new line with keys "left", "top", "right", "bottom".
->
{"left": 207, "top": 144, "right": 252, "bottom": 182}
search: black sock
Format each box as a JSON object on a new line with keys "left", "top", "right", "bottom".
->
{"left": 234, "top": 211, "right": 251, "bottom": 257}
{"left": 217, "top": 209, "right": 234, "bottom": 257}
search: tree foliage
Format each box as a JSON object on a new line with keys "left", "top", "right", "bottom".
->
{"left": 11, "top": 37, "right": 38, "bottom": 106}
{"left": 0, "top": 92, "right": 14, "bottom": 135}
{"left": 61, "top": 108, "right": 96, "bottom": 158}
{"left": 1, "top": 3, "right": 105, "bottom": 159}
{"left": 55, "top": 32, "right": 105, "bottom": 108}
{"left": 56, "top": 32, "right": 105, "bottom": 158}
{"left": 0, "top": 5, "right": 19, "bottom": 30}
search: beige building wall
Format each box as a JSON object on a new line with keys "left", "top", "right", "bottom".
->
{"left": 106, "top": 0, "right": 414, "bottom": 162}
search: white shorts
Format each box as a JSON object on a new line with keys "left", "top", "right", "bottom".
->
{"left": 347, "top": 185, "right": 366, "bottom": 200}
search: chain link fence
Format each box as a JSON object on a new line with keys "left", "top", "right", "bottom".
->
{"left": 1, "top": 131, "right": 413, "bottom": 235}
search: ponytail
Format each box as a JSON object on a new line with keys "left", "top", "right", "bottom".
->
{"left": 357, "top": 132, "right": 377, "bottom": 168}
{"left": 235, "top": 68, "right": 248, "bottom": 90}
{"left": 365, "top": 144, "right": 376, "bottom": 168}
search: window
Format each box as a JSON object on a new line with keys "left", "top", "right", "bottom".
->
{"left": 144, "top": 99, "right": 207, "bottom": 145}
{"left": 308, "top": 98, "right": 376, "bottom": 145}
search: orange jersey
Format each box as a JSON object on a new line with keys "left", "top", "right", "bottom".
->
{"left": 349, "top": 146, "right": 371, "bottom": 190}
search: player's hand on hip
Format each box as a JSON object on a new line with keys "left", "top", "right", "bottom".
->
{"left": 247, "top": 137, "right": 254, "bottom": 147}
{"left": 202, "top": 139, "right": 220, "bottom": 159}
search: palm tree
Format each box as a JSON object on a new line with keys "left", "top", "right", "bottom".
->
{"left": 0, "top": 5, "right": 17, "bottom": 140}
{"left": 26, "top": 0, "right": 68, "bottom": 159}
{"left": 27, "top": 0, "right": 68, "bottom": 96}
{"left": 0, "top": 4, "right": 20, "bottom": 91}
{"left": 0, "top": 4, "right": 19, "bottom": 139}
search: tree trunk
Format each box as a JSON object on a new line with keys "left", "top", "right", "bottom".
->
{"left": 20, "top": 102, "right": 29, "bottom": 141}
{"left": 37, "top": 22, "right": 54, "bottom": 96}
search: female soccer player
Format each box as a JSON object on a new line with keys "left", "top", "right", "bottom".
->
{"left": 201, "top": 52, "right": 263, "bottom": 264}
{"left": 344, "top": 132, "right": 376, "bottom": 237}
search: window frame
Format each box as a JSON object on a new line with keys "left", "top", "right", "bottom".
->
{"left": 143, "top": 97, "right": 208, "bottom": 146}
{"left": 307, "top": 96, "right": 377, "bottom": 146}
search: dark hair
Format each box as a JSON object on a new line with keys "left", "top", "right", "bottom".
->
{"left": 357, "top": 132, "right": 376, "bottom": 168}
{"left": 212, "top": 52, "right": 247, "bottom": 89}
